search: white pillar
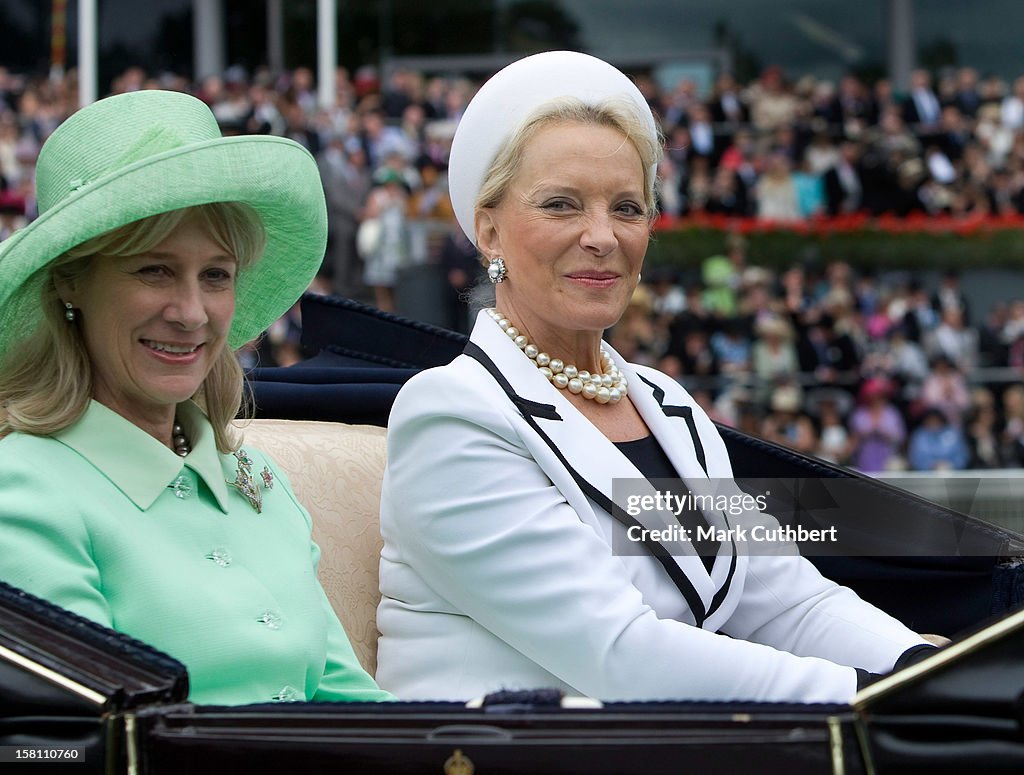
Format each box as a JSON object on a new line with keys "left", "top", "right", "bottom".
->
{"left": 317, "top": 0, "right": 337, "bottom": 109}
{"left": 267, "top": 0, "right": 285, "bottom": 74}
{"left": 887, "top": 0, "right": 915, "bottom": 93}
{"left": 78, "top": 0, "right": 97, "bottom": 105}
{"left": 193, "top": 0, "right": 225, "bottom": 82}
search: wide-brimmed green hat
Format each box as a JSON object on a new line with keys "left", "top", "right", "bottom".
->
{"left": 0, "top": 89, "right": 327, "bottom": 355}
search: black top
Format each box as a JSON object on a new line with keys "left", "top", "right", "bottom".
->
{"left": 614, "top": 435, "right": 719, "bottom": 573}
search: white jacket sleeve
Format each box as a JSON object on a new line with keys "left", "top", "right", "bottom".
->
{"left": 664, "top": 371, "right": 928, "bottom": 673}
{"left": 380, "top": 365, "right": 861, "bottom": 703}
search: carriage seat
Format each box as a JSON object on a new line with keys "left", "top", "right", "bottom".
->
{"left": 243, "top": 419, "right": 386, "bottom": 677}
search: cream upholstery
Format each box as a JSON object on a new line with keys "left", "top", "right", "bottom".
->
{"left": 242, "top": 419, "right": 386, "bottom": 676}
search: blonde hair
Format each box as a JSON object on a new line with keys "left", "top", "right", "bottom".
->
{"left": 0, "top": 202, "right": 265, "bottom": 453}
{"left": 475, "top": 96, "right": 663, "bottom": 220}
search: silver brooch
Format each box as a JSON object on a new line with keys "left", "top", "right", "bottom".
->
{"left": 227, "top": 449, "right": 262, "bottom": 513}
{"left": 226, "top": 449, "right": 275, "bottom": 514}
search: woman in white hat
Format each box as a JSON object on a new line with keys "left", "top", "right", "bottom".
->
{"left": 0, "top": 90, "right": 391, "bottom": 704}
{"left": 377, "top": 52, "right": 940, "bottom": 703}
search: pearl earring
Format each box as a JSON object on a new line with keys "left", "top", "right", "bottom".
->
{"left": 64, "top": 302, "right": 76, "bottom": 322}
{"left": 487, "top": 256, "right": 508, "bottom": 284}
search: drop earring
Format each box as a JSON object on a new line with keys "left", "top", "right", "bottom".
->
{"left": 64, "top": 302, "right": 76, "bottom": 322}
{"left": 487, "top": 256, "right": 508, "bottom": 284}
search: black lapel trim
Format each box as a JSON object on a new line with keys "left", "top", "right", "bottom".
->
{"left": 463, "top": 343, "right": 562, "bottom": 421}
{"left": 706, "top": 550, "right": 737, "bottom": 619}
{"left": 515, "top": 398, "right": 562, "bottom": 422}
{"left": 635, "top": 372, "right": 738, "bottom": 618}
{"left": 464, "top": 342, "right": 709, "bottom": 628}
{"left": 636, "top": 374, "right": 707, "bottom": 476}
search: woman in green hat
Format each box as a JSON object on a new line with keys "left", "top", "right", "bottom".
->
{"left": 0, "top": 90, "right": 391, "bottom": 705}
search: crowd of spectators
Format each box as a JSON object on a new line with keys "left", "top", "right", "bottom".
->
{"left": 610, "top": 247, "right": 1024, "bottom": 473}
{"left": 653, "top": 65, "right": 1024, "bottom": 221}
{"left": 2, "top": 60, "right": 1024, "bottom": 471}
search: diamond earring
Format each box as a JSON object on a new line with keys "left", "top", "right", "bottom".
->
{"left": 487, "top": 256, "right": 507, "bottom": 284}
{"left": 64, "top": 302, "right": 76, "bottom": 322}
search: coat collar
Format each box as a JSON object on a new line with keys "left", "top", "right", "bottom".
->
{"left": 55, "top": 400, "right": 232, "bottom": 512}
{"left": 466, "top": 312, "right": 738, "bottom": 603}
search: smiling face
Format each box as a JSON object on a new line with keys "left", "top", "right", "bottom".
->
{"left": 476, "top": 121, "right": 650, "bottom": 357}
{"left": 63, "top": 214, "right": 237, "bottom": 433}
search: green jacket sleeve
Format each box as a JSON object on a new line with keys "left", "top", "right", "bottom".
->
{"left": 269, "top": 456, "right": 394, "bottom": 702}
{"left": 0, "top": 436, "right": 113, "bottom": 627}
{"left": 310, "top": 538, "right": 394, "bottom": 702}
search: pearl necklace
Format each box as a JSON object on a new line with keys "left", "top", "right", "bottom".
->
{"left": 172, "top": 420, "right": 192, "bottom": 457}
{"left": 487, "top": 308, "right": 627, "bottom": 404}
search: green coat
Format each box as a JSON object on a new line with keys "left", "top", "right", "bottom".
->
{"left": 0, "top": 400, "right": 392, "bottom": 705}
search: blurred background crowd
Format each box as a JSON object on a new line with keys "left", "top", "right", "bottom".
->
{"left": 2, "top": 59, "right": 1024, "bottom": 473}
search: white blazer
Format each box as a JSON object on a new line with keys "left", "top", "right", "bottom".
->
{"left": 376, "top": 311, "right": 926, "bottom": 702}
